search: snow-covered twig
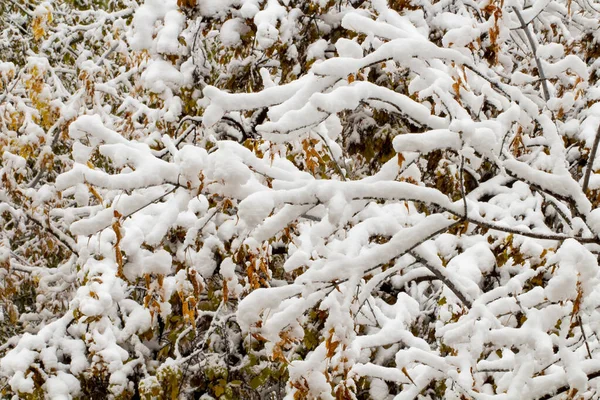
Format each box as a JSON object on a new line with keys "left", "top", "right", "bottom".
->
{"left": 512, "top": 6, "right": 551, "bottom": 102}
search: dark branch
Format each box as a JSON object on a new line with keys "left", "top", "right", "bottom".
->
{"left": 582, "top": 123, "right": 600, "bottom": 195}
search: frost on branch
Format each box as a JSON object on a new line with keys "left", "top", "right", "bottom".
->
{"left": 4, "top": 0, "right": 600, "bottom": 399}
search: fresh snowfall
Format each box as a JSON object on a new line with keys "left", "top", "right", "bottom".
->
{"left": 2, "top": 0, "right": 600, "bottom": 399}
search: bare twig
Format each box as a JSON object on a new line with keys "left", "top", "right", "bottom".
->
{"left": 578, "top": 316, "right": 593, "bottom": 360}
{"left": 313, "top": 131, "right": 347, "bottom": 181}
{"left": 221, "top": 115, "right": 248, "bottom": 139}
{"left": 408, "top": 250, "right": 473, "bottom": 308}
{"left": 459, "top": 155, "right": 467, "bottom": 218}
{"left": 512, "top": 7, "right": 550, "bottom": 102}
{"left": 582, "top": 123, "right": 600, "bottom": 194}
{"left": 19, "top": 208, "right": 78, "bottom": 254}
{"left": 0, "top": 68, "right": 21, "bottom": 105}
{"left": 538, "top": 192, "right": 573, "bottom": 231}
{"left": 96, "top": 41, "right": 120, "bottom": 66}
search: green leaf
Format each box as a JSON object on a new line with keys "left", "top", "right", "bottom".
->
{"left": 249, "top": 368, "right": 271, "bottom": 390}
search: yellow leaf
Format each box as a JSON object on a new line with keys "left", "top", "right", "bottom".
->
{"left": 213, "top": 384, "right": 224, "bottom": 397}
{"left": 87, "top": 185, "right": 103, "bottom": 204}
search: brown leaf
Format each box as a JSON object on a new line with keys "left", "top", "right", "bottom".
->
{"left": 325, "top": 330, "right": 340, "bottom": 358}
{"left": 178, "top": 0, "right": 197, "bottom": 9}
{"left": 402, "top": 367, "right": 416, "bottom": 385}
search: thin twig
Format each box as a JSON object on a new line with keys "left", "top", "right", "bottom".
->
{"left": 313, "top": 131, "right": 347, "bottom": 181}
{"left": 582, "top": 123, "right": 600, "bottom": 194}
{"left": 456, "top": 213, "right": 597, "bottom": 244}
{"left": 221, "top": 115, "right": 252, "bottom": 141}
{"left": 538, "top": 192, "right": 573, "bottom": 231}
{"left": 96, "top": 41, "right": 120, "bottom": 66}
{"left": 88, "top": 185, "right": 179, "bottom": 235}
{"left": 512, "top": 7, "right": 550, "bottom": 102}
{"left": 0, "top": 68, "right": 21, "bottom": 105}
{"left": 409, "top": 250, "right": 473, "bottom": 308}
{"left": 459, "top": 155, "right": 467, "bottom": 218}
{"left": 578, "top": 316, "right": 593, "bottom": 359}
{"left": 21, "top": 208, "right": 78, "bottom": 254}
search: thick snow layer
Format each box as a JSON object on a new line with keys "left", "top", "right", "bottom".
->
{"left": 130, "top": 0, "right": 177, "bottom": 50}
{"left": 220, "top": 18, "right": 248, "bottom": 47}
{"left": 546, "top": 239, "right": 598, "bottom": 302}
{"left": 156, "top": 10, "right": 185, "bottom": 54}
{"left": 141, "top": 59, "right": 184, "bottom": 93}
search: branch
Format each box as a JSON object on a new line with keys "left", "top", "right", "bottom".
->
{"left": 459, "top": 155, "right": 467, "bottom": 218}
{"left": 579, "top": 316, "right": 593, "bottom": 360}
{"left": 289, "top": 193, "right": 598, "bottom": 244}
{"left": 221, "top": 115, "right": 253, "bottom": 141}
{"left": 88, "top": 185, "right": 179, "bottom": 236}
{"left": 582, "top": 123, "right": 600, "bottom": 194}
{"left": 462, "top": 64, "right": 511, "bottom": 99}
{"left": 157, "top": 123, "right": 201, "bottom": 159}
{"left": 536, "top": 369, "right": 600, "bottom": 400}
{"left": 28, "top": 119, "right": 65, "bottom": 188}
{"left": 538, "top": 191, "right": 573, "bottom": 230}
{"left": 456, "top": 213, "right": 597, "bottom": 244}
{"left": 502, "top": 165, "right": 587, "bottom": 221}
{"left": 0, "top": 68, "right": 21, "bottom": 105}
{"left": 23, "top": 208, "right": 78, "bottom": 254}
{"left": 313, "top": 131, "right": 347, "bottom": 181}
{"left": 512, "top": 7, "right": 550, "bottom": 102}
{"left": 408, "top": 250, "right": 473, "bottom": 308}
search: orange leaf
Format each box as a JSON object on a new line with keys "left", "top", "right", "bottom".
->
{"left": 397, "top": 153, "right": 405, "bottom": 167}
{"left": 325, "top": 330, "right": 340, "bottom": 358}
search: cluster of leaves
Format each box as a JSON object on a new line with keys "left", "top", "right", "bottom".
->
{"left": 4, "top": 0, "right": 600, "bottom": 399}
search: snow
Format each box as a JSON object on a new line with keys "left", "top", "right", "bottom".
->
{"left": 219, "top": 19, "right": 248, "bottom": 47}
{"left": 446, "top": 242, "right": 495, "bottom": 299}
{"left": 142, "top": 249, "right": 173, "bottom": 275}
{"left": 335, "top": 38, "right": 363, "bottom": 59}
{"left": 393, "top": 130, "right": 460, "bottom": 153}
{"left": 8, "top": 371, "right": 35, "bottom": 394}
{"left": 588, "top": 208, "right": 600, "bottom": 236}
{"left": 130, "top": 0, "right": 177, "bottom": 51}
{"left": 5, "top": 0, "right": 600, "bottom": 398}
{"left": 307, "top": 39, "right": 329, "bottom": 61}
{"left": 238, "top": 191, "right": 275, "bottom": 229}
{"left": 546, "top": 239, "right": 598, "bottom": 302}
{"left": 156, "top": 10, "right": 185, "bottom": 55}
{"left": 198, "top": 0, "right": 237, "bottom": 17}
{"left": 141, "top": 59, "right": 184, "bottom": 93}
{"left": 45, "top": 372, "right": 81, "bottom": 400}
{"left": 240, "top": 2, "right": 260, "bottom": 19}
{"left": 542, "top": 55, "right": 588, "bottom": 81}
